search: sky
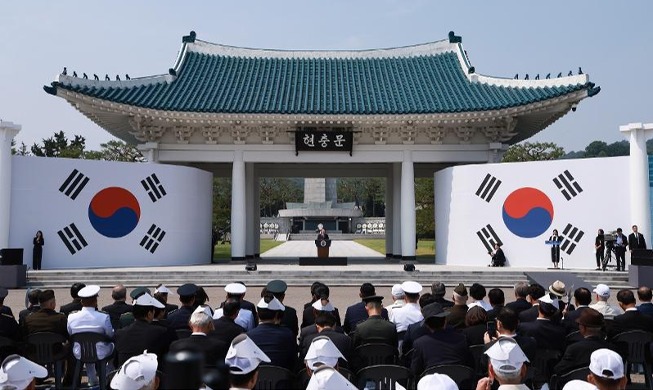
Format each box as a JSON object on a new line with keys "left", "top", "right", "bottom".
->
{"left": 1, "top": 1, "right": 652, "bottom": 152}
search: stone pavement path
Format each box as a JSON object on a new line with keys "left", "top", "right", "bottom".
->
{"left": 261, "top": 240, "right": 385, "bottom": 258}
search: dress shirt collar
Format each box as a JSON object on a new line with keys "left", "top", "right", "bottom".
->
{"left": 191, "top": 332, "right": 207, "bottom": 336}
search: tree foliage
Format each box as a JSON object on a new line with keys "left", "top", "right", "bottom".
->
{"left": 337, "top": 178, "right": 385, "bottom": 217}
{"left": 259, "top": 178, "right": 302, "bottom": 217}
{"left": 26, "top": 131, "right": 143, "bottom": 161}
{"left": 415, "top": 177, "right": 435, "bottom": 238}
{"left": 502, "top": 141, "right": 565, "bottom": 162}
{"left": 31, "top": 131, "right": 87, "bottom": 158}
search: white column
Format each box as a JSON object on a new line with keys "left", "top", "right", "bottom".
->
{"left": 392, "top": 163, "right": 402, "bottom": 257}
{"left": 137, "top": 142, "right": 159, "bottom": 163}
{"left": 385, "top": 166, "right": 394, "bottom": 257}
{"left": 620, "top": 123, "right": 653, "bottom": 243}
{"left": 231, "top": 151, "right": 246, "bottom": 260}
{"left": 245, "top": 163, "right": 254, "bottom": 258}
{"left": 0, "top": 121, "right": 21, "bottom": 248}
{"left": 400, "top": 151, "right": 416, "bottom": 259}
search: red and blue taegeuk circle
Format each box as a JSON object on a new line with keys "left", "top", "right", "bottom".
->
{"left": 88, "top": 187, "right": 140, "bottom": 238}
{"left": 502, "top": 187, "right": 554, "bottom": 238}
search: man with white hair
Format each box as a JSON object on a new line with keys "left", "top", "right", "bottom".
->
{"left": 0, "top": 355, "right": 48, "bottom": 390}
{"left": 589, "top": 284, "right": 621, "bottom": 319}
{"left": 169, "top": 310, "right": 229, "bottom": 367}
{"left": 225, "top": 334, "right": 271, "bottom": 390}
{"left": 386, "top": 284, "right": 405, "bottom": 317}
{"left": 390, "top": 281, "right": 424, "bottom": 332}
{"left": 110, "top": 351, "right": 159, "bottom": 390}
{"left": 476, "top": 337, "right": 530, "bottom": 390}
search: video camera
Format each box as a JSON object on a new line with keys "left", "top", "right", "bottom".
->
{"left": 604, "top": 231, "right": 617, "bottom": 247}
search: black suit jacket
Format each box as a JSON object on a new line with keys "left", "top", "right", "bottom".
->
{"left": 59, "top": 299, "right": 82, "bottom": 316}
{"left": 462, "top": 324, "right": 487, "bottom": 346}
{"left": 505, "top": 298, "right": 532, "bottom": 316}
{"left": 169, "top": 334, "right": 229, "bottom": 368}
{"left": 518, "top": 318, "right": 566, "bottom": 352}
{"left": 0, "top": 312, "right": 20, "bottom": 340}
{"left": 519, "top": 305, "right": 539, "bottom": 323}
{"left": 411, "top": 329, "right": 472, "bottom": 375}
{"left": 446, "top": 305, "right": 468, "bottom": 330}
{"left": 628, "top": 232, "right": 647, "bottom": 250}
{"left": 301, "top": 306, "right": 342, "bottom": 329}
{"left": 116, "top": 320, "right": 172, "bottom": 365}
{"left": 211, "top": 316, "right": 244, "bottom": 345}
{"left": 562, "top": 306, "right": 590, "bottom": 334}
{"left": 167, "top": 305, "right": 194, "bottom": 330}
{"left": 343, "top": 301, "right": 388, "bottom": 335}
{"left": 101, "top": 301, "right": 133, "bottom": 331}
{"left": 609, "top": 309, "right": 653, "bottom": 339}
{"left": 247, "top": 323, "right": 297, "bottom": 370}
{"left": 637, "top": 302, "right": 653, "bottom": 317}
{"left": 280, "top": 305, "right": 299, "bottom": 338}
{"left": 401, "top": 321, "right": 430, "bottom": 357}
{"left": 553, "top": 336, "right": 615, "bottom": 375}
{"left": 300, "top": 328, "right": 353, "bottom": 368}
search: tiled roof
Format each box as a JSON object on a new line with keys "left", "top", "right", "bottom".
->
{"left": 47, "top": 35, "right": 598, "bottom": 115}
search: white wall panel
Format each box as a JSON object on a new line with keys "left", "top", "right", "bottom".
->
{"left": 9, "top": 156, "right": 213, "bottom": 269}
{"left": 435, "top": 157, "right": 631, "bottom": 268}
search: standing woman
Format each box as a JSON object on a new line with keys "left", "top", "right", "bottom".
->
{"left": 32, "top": 230, "right": 44, "bottom": 270}
{"left": 549, "top": 229, "right": 562, "bottom": 269}
{"left": 595, "top": 229, "right": 605, "bottom": 270}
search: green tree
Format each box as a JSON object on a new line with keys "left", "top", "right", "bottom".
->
{"left": 31, "top": 131, "right": 87, "bottom": 158}
{"left": 213, "top": 177, "right": 231, "bottom": 230}
{"left": 259, "top": 178, "right": 303, "bottom": 217}
{"left": 415, "top": 177, "right": 435, "bottom": 238}
{"left": 338, "top": 178, "right": 385, "bottom": 217}
{"left": 501, "top": 141, "right": 565, "bottom": 162}
{"left": 91, "top": 140, "right": 144, "bottom": 162}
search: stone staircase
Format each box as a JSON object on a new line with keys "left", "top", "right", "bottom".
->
{"left": 25, "top": 262, "right": 632, "bottom": 290}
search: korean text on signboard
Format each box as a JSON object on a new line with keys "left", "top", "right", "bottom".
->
{"left": 295, "top": 130, "right": 353, "bottom": 156}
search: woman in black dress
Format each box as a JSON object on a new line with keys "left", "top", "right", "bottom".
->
{"left": 549, "top": 229, "right": 562, "bottom": 269}
{"left": 595, "top": 229, "right": 605, "bottom": 270}
{"left": 32, "top": 230, "right": 44, "bottom": 270}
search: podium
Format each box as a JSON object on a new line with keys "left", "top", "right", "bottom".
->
{"left": 545, "top": 240, "right": 562, "bottom": 269}
{"left": 630, "top": 249, "right": 653, "bottom": 287}
{"left": 315, "top": 239, "right": 331, "bottom": 258}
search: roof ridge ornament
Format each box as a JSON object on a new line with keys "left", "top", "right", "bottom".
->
{"left": 183, "top": 31, "right": 197, "bottom": 43}
{"left": 448, "top": 31, "right": 462, "bottom": 44}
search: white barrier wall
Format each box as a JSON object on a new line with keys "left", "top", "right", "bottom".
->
{"left": 9, "top": 156, "right": 213, "bottom": 269}
{"left": 435, "top": 156, "right": 631, "bottom": 268}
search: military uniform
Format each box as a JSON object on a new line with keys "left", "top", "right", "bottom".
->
{"left": 24, "top": 308, "right": 67, "bottom": 337}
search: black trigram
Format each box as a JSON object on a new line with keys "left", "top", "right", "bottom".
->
{"left": 476, "top": 224, "right": 503, "bottom": 253}
{"left": 140, "top": 224, "right": 166, "bottom": 254}
{"left": 553, "top": 170, "right": 583, "bottom": 201}
{"left": 58, "top": 169, "right": 89, "bottom": 200}
{"left": 141, "top": 174, "right": 167, "bottom": 202}
{"left": 475, "top": 173, "right": 502, "bottom": 203}
{"left": 560, "top": 223, "right": 584, "bottom": 255}
{"left": 57, "top": 223, "right": 88, "bottom": 255}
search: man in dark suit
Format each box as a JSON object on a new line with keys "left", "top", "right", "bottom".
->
{"left": 153, "top": 284, "right": 178, "bottom": 317}
{"left": 562, "top": 287, "right": 592, "bottom": 335}
{"left": 446, "top": 283, "right": 469, "bottom": 330}
{"left": 343, "top": 283, "right": 388, "bottom": 335}
{"left": 553, "top": 308, "right": 616, "bottom": 376}
{"left": 169, "top": 309, "right": 229, "bottom": 368}
{"left": 351, "top": 295, "right": 397, "bottom": 349}
{"left": 300, "top": 312, "right": 352, "bottom": 369}
{"left": 301, "top": 283, "right": 342, "bottom": 329}
{"left": 505, "top": 282, "right": 531, "bottom": 316}
{"left": 59, "top": 283, "right": 85, "bottom": 316}
{"left": 266, "top": 280, "right": 298, "bottom": 338}
{"left": 430, "top": 282, "right": 454, "bottom": 308}
{"left": 18, "top": 289, "right": 41, "bottom": 328}
{"left": 628, "top": 225, "right": 647, "bottom": 252}
{"left": 637, "top": 286, "right": 653, "bottom": 316}
{"left": 115, "top": 293, "right": 173, "bottom": 366}
{"left": 246, "top": 294, "right": 296, "bottom": 370}
{"left": 614, "top": 228, "right": 628, "bottom": 271}
{"left": 0, "top": 287, "right": 19, "bottom": 343}
{"left": 486, "top": 288, "right": 505, "bottom": 321}
{"left": 102, "top": 284, "right": 133, "bottom": 331}
{"left": 410, "top": 303, "right": 472, "bottom": 375}
{"left": 167, "top": 283, "right": 198, "bottom": 330}
{"left": 211, "top": 298, "right": 244, "bottom": 345}
{"left": 483, "top": 308, "right": 537, "bottom": 363}
{"left": 517, "top": 294, "right": 566, "bottom": 352}
{"left": 609, "top": 289, "right": 653, "bottom": 338}
{"left": 518, "top": 284, "right": 546, "bottom": 323}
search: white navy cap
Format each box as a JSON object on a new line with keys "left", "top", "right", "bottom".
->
{"left": 306, "top": 366, "right": 357, "bottom": 390}
{"left": 538, "top": 293, "right": 560, "bottom": 310}
{"left": 391, "top": 284, "right": 405, "bottom": 297}
{"left": 192, "top": 305, "right": 213, "bottom": 317}
{"left": 589, "top": 348, "right": 624, "bottom": 379}
{"left": 0, "top": 354, "right": 48, "bottom": 390}
{"left": 417, "top": 373, "right": 459, "bottom": 390}
{"left": 401, "top": 281, "right": 422, "bottom": 294}
{"left": 225, "top": 283, "right": 247, "bottom": 295}
{"left": 225, "top": 334, "right": 270, "bottom": 375}
{"left": 593, "top": 284, "right": 610, "bottom": 298}
{"left": 77, "top": 285, "right": 101, "bottom": 298}
{"left": 312, "top": 298, "right": 334, "bottom": 312}
{"left": 304, "top": 336, "right": 345, "bottom": 370}
{"left": 484, "top": 337, "right": 529, "bottom": 375}
{"left": 133, "top": 293, "right": 165, "bottom": 309}
{"left": 257, "top": 296, "right": 285, "bottom": 311}
{"left": 110, "top": 351, "right": 158, "bottom": 390}
{"left": 154, "top": 285, "right": 172, "bottom": 295}
{"left": 562, "top": 380, "right": 598, "bottom": 390}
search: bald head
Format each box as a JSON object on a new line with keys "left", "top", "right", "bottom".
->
{"left": 112, "top": 284, "right": 127, "bottom": 302}
{"left": 638, "top": 286, "right": 652, "bottom": 303}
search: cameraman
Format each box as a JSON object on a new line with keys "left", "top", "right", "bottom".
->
{"left": 595, "top": 229, "right": 605, "bottom": 270}
{"left": 614, "top": 228, "right": 628, "bottom": 271}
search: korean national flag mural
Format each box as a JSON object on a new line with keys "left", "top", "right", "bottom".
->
{"left": 9, "top": 156, "right": 213, "bottom": 269}
{"left": 435, "top": 156, "right": 630, "bottom": 268}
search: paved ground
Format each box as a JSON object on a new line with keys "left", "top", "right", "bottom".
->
{"left": 261, "top": 240, "right": 385, "bottom": 258}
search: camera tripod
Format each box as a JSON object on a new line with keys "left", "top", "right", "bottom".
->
{"left": 601, "top": 244, "right": 617, "bottom": 271}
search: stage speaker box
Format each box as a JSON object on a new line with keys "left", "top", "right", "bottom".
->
{"left": 631, "top": 249, "right": 653, "bottom": 266}
{"left": 403, "top": 263, "right": 415, "bottom": 272}
{"left": 0, "top": 248, "right": 24, "bottom": 265}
